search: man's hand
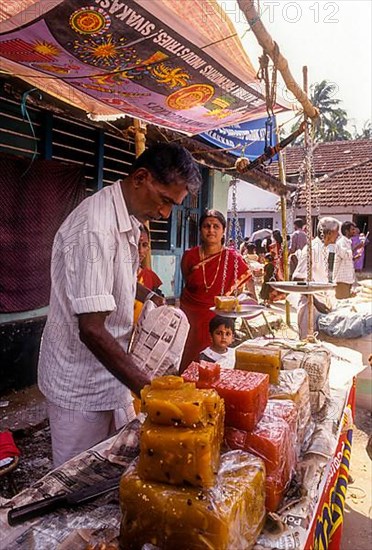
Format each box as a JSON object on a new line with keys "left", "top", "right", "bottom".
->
{"left": 78, "top": 311, "right": 150, "bottom": 396}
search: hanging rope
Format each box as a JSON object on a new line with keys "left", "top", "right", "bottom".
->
{"left": 20, "top": 88, "right": 42, "bottom": 178}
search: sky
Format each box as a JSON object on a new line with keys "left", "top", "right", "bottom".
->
{"left": 219, "top": 0, "right": 372, "bottom": 134}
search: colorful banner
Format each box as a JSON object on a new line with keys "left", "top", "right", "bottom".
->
{"left": 201, "top": 116, "right": 278, "bottom": 160}
{"left": 0, "top": 0, "right": 290, "bottom": 134}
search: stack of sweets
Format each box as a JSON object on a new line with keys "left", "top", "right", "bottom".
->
{"left": 269, "top": 368, "right": 312, "bottom": 449}
{"left": 235, "top": 343, "right": 282, "bottom": 384}
{"left": 225, "top": 399, "right": 298, "bottom": 512}
{"left": 182, "top": 361, "right": 269, "bottom": 431}
{"left": 119, "top": 376, "right": 266, "bottom": 549}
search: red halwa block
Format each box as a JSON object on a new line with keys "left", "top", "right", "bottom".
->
{"left": 183, "top": 362, "right": 269, "bottom": 431}
{"left": 263, "top": 399, "right": 298, "bottom": 450}
{"left": 266, "top": 475, "right": 285, "bottom": 513}
{"left": 225, "top": 414, "right": 296, "bottom": 512}
{"left": 199, "top": 360, "right": 220, "bottom": 383}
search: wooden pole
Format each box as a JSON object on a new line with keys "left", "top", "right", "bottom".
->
{"left": 237, "top": 0, "right": 319, "bottom": 120}
{"left": 133, "top": 118, "right": 151, "bottom": 269}
{"left": 302, "top": 67, "right": 315, "bottom": 341}
{"left": 274, "top": 126, "right": 291, "bottom": 326}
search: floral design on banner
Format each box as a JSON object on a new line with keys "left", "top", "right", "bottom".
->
{"left": 71, "top": 34, "right": 137, "bottom": 69}
{"left": 69, "top": 6, "right": 111, "bottom": 36}
{"left": 166, "top": 84, "right": 215, "bottom": 110}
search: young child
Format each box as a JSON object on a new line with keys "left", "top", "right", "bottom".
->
{"left": 199, "top": 315, "right": 235, "bottom": 369}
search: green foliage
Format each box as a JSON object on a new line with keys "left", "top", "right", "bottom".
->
{"left": 291, "top": 80, "right": 353, "bottom": 143}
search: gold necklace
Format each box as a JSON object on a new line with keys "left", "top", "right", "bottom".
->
{"left": 200, "top": 247, "right": 223, "bottom": 292}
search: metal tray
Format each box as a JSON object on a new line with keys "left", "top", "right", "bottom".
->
{"left": 268, "top": 281, "right": 336, "bottom": 294}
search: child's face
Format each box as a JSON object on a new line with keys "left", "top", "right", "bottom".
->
{"left": 211, "top": 324, "right": 234, "bottom": 352}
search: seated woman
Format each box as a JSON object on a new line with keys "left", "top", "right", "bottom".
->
{"left": 179, "top": 209, "right": 255, "bottom": 372}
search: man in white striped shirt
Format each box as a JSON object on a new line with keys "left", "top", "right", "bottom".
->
{"left": 38, "top": 143, "right": 202, "bottom": 467}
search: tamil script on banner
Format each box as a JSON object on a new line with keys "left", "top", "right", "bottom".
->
{"left": 201, "top": 116, "right": 278, "bottom": 160}
{"left": 0, "top": 0, "right": 290, "bottom": 134}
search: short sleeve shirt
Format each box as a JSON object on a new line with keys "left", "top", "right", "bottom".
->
{"left": 38, "top": 181, "right": 141, "bottom": 411}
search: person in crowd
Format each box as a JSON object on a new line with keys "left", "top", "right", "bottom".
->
{"left": 244, "top": 243, "right": 259, "bottom": 264}
{"left": 199, "top": 315, "right": 236, "bottom": 369}
{"left": 239, "top": 236, "right": 250, "bottom": 255}
{"left": 133, "top": 225, "right": 163, "bottom": 324}
{"left": 254, "top": 239, "right": 266, "bottom": 263}
{"left": 351, "top": 227, "right": 369, "bottom": 272}
{"left": 260, "top": 253, "right": 276, "bottom": 306}
{"left": 288, "top": 218, "right": 307, "bottom": 279}
{"left": 333, "top": 221, "right": 360, "bottom": 299}
{"left": 269, "top": 229, "right": 284, "bottom": 280}
{"left": 293, "top": 216, "right": 340, "bottom": 339}
{"left": 180, "top": 209, "right": 256, "bottom": 372}
{"left": 37, "top": 142, "right": 202, "bottom": 467}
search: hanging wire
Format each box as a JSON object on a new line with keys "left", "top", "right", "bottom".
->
{"left": 20, "top": 88, "right": 42, "bottom": 178}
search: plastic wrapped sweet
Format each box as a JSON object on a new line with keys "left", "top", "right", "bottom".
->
{"left": 120, "top": 451, "right": 266, "bottom": 550}
{"left": 225, "top": 414, "right": 296, "bottom": 512}
{"left": 182, "top": 362, "right": 269, "bottom": 431}
{"left": 214, "top": 295, "right": 241, "bottom": 311}
{"left": 140, "top": 375, "right": 221, "bottom": 427}
{"left": 281, "top": 345, "right": 331, "bottom": 413}
{"left": 269, "top": 369, "right": 312, "bottom": 448}
{"left": 138, "top": 396, "right": 225, "bottom": 487}
{"left": 235, "top": 343, "right": 281, "bottom": 384}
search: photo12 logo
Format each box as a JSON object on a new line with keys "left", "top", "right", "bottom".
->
{"left": 204, "top": 1, "right": 340, "bottom": 25}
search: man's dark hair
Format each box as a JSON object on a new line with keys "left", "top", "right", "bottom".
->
{"left": 247, "top": 243, "right": 256, "bottom": 253}
{"left": 265, "top": 253, "right": 274, "bottom": 262}
{"left": 294, "top": 218, "right": 304, "bottom": 229}
{"left": 209, "top": 315, "right": 235, "bottom": 334}
{"left": 199, "top": 209, "right": 226, "bottom": 230}
{"left": 341, "top": 221, "right": 356, "bottom": 236}
{"left": 130, "top": 142, "right": 202, "bottom": 194}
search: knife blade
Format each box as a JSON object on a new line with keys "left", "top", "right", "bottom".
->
{"left": 8, "top": 473, "right": 122, "bottom": 526}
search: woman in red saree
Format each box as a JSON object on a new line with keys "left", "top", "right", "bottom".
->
{"left": 180, "top": 210, "right": 255, "bottom": 372}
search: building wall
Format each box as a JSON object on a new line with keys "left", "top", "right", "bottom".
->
{"left": 238, "top": 210, "right": 283, "bottom": 238}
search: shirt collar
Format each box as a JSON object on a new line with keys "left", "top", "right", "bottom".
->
{"left": 113, "top": 179, "right": 141, "bottom": 235}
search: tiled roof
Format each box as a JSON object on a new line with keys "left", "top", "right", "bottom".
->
{"left": 268, "top": 139, "right": 372, "bottom": 177}
{"left": 295, "top": 157, "right": 372, "bottom": 208}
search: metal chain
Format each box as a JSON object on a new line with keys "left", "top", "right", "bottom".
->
{"left": 222, "top": 177, "right": 243, "bottom": 296}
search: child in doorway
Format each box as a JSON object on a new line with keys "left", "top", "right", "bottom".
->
{"left": 199, "top": 315, "right": 236, "bottom": 369}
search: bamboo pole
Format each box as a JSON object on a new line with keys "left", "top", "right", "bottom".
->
{"left": 237, "top": 0, "right": 319, "bottom": 120}
{"left": 133, "top": 118, "right": 151, "bottom": 269}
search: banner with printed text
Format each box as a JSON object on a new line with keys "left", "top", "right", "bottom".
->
{"left": 201, "top": 116, "right": 278, "bottom": 160}
{"left": 0, "top": 0, "right": 290, "bottom": 134}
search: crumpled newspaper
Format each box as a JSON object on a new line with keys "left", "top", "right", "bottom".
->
{"left": 130, "top": 303, "right": 189, "bottom": 378}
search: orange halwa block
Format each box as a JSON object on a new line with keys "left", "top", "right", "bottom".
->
{"left": 141, "top": 375, "right": 220, "bottom": 427}
{"left": 120, "top": 451, "right": 266, "bottom": 550}
{"left": 214, "top": 295, "right": 241, "bottom": 312}
{"left": 138, "top": 398, "right": 224, "bottom": 487}
{"left": 235, "top": 343, "right": 281, "bottom": 384}
{"left": 183, "top": 362, "right": 268, "bottom": 431}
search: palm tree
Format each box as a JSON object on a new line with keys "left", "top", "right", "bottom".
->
{"left": 353, "top": 120, "right": 371, "bottom": 140}
{"left": 291, "top": 80, "right": 351, "bottom": 143}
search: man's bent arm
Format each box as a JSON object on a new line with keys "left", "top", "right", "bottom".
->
{"left": 78, "top": 311, "right": 149, "bottom": 396}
